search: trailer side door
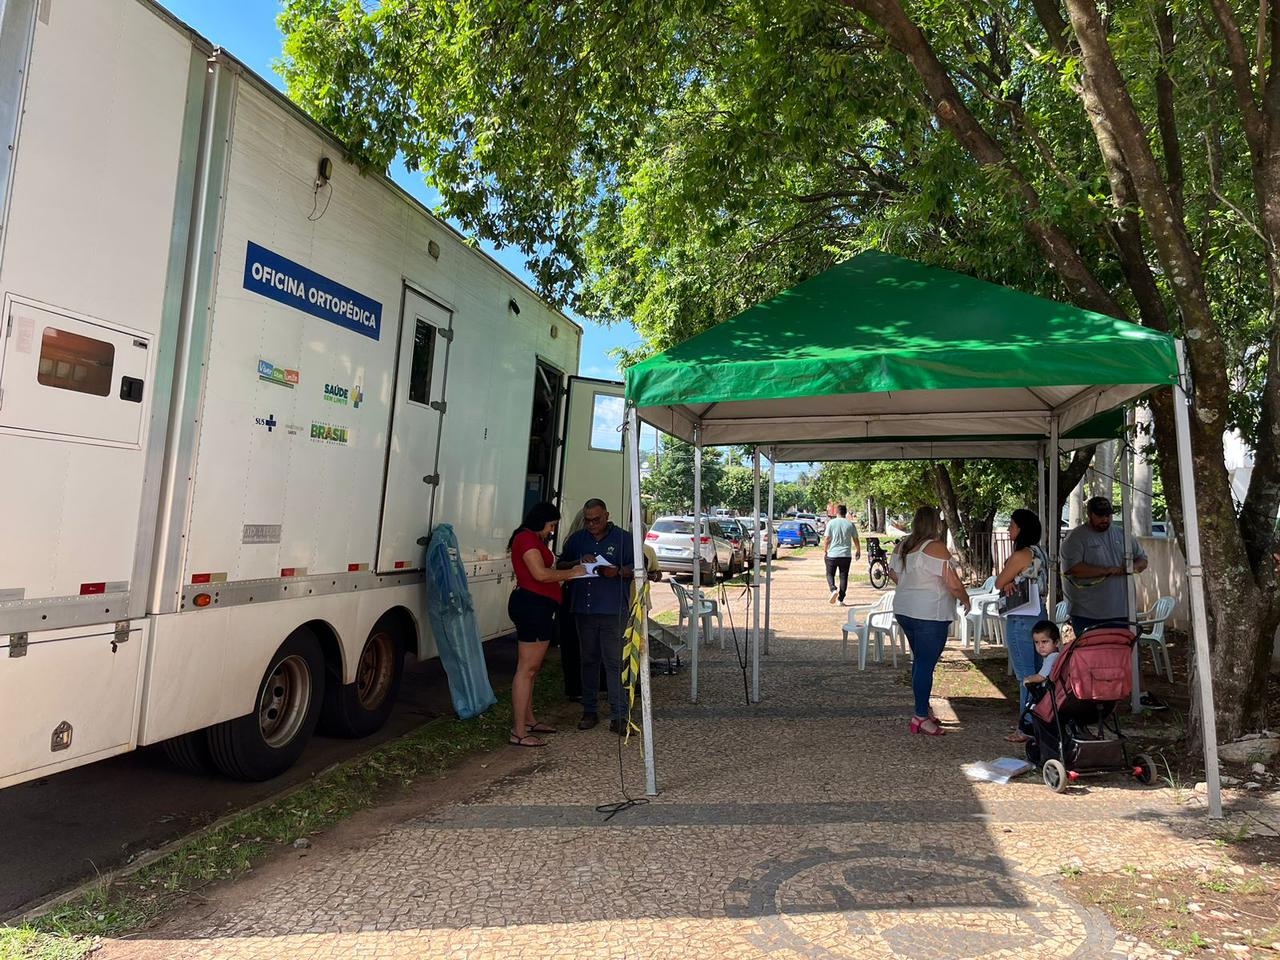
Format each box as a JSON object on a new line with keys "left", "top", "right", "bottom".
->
{"left": 376, "top": 287, "right": 451, "bottom": 572}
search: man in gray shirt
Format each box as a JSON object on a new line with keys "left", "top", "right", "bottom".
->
{"left": 822, "top": 503, "right": 861, "bottom": 604}
{"left": 1060, "top": 496, "right": 1148, "bottom": 636}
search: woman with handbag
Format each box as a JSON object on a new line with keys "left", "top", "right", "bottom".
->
{"left": 995, "top": 508, "right": 1049, "bottom": 743}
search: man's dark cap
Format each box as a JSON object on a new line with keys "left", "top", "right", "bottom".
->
{"left": 1086, "top": 496, "right": 1114, "bottom": 516}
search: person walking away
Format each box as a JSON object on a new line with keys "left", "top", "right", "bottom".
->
{"left": 994, "top": 508, "right": 1049, "bottom": 743}
{"left": 823, "top": 503, "right": 862, "bottom": 605}
{"left": 507, "top": 503, "right": 585, "bottom": 747}
{"left": 558, "top": 498, "right": 636, "bottom": 734}
{"left": 888, "top": 506, "right": 971, "bottom": 736}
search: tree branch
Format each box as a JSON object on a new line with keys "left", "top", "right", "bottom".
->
{"left": 848, "top": 0, "right": 1124, "bottom": 318}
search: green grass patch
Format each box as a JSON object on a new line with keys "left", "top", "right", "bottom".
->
{"left": 0, "top": 668, "right": 564, "bottom": 960}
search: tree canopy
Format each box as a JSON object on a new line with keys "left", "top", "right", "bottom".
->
{"left": 280, "top": 0, "right": 1280, "bottom": 736}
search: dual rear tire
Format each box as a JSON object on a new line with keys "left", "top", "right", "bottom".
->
{"left": 160, "top": 619, "right": 405, "bottom": 781}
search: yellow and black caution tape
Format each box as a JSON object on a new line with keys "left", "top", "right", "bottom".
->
{"left": 619, "top": 579, "right": 649, "bottom": 744}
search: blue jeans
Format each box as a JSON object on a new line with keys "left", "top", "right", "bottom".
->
{"left": 1006, "top": 611, "right": 1045, "bottom": 713}
{"left": 895, "top": 615, "right": 949, "bottom": 717}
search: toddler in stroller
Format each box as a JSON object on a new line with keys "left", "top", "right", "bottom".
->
{"left": 1020, "top": 621, "right": 1156, "bottom": 793}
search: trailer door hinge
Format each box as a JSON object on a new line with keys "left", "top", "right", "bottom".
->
{"left": 430, "top": 400, "right": 447, "bottom": 414}
{"left": 111, "top": 621, "right": 130, "bottom": 652}
{"left": 436, "top": 327, "right": 454, "bottom": 343}
{"left": 8, "top": 632, "right": 27, "bottom": 658}
{"left": 422, "top": 473, "right": 440, "bottom": 485}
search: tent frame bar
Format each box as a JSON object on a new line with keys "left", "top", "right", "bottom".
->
{"left": 1172, "top": 341, "right": 1222, "bottom": 819}
{"left": 626, "top": 406, "right": 658, "bottom": 797}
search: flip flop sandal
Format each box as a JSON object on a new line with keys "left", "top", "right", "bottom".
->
{"left": 509, "top": 734, "right": 546, "bottom": 748}
{"left": 526, "top": 723, "right": 557, "bottom": 734}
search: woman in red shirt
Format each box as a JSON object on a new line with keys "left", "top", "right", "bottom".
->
{"left": 508, "top": 502, "right": 585, "bottom": 747}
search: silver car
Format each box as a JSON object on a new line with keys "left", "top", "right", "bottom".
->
{"left": 646, "top": 516, "right": 737, "bottom": 580}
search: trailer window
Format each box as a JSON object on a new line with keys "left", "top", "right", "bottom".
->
{"left": 408, "top": 318, "right": 435, "bottom": 404}
{"left": 589, "top": 392, "right": 624, "bottom": 452}
{"left": 36, "top": 327, "right": 114, "bottom": 397}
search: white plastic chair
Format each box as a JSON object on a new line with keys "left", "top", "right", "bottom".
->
{"left": 1053, "top": 599, "right": 1070, "bottom": 627}
{"left": 842, "top": 591, "right": 898, "bottom": 669}
{"left": 670, "top": 580, "right": 723, "bottom": 649}
{"left": 866, "top": 603, "right": 902, "bottom": 669}
{"left": 960, "top": 576, "right": 1000, "bottom": 652}
{"left": 1137, "top": 596, "right": 1176, "bottom": 682}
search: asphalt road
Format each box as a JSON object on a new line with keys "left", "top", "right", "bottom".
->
{"left": 0, "top": 637, "right": 544, "bottom": 920}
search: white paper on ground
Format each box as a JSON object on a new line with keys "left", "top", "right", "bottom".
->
{"left": 961, "top": 757, "right": 1034, "bottom": 784}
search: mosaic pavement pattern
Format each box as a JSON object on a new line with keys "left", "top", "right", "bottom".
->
{"left": 97, "top": 553, "right": 1263, "bottom": 959}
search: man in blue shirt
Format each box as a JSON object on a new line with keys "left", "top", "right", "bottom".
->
{"left": 557, "top": 498, "right": 635, "bottom": 733}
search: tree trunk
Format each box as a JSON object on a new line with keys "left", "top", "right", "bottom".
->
{"left": 933, "top": 462, "right": 975, "bottom": 577}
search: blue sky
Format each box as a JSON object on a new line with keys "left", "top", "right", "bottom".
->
{"left": 163, "top": 0, "right": 638, "bottom": 383}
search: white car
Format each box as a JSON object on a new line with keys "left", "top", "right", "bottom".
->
{"left": 646, "top": 516, "right": 739, "bottom": 580}
{"left": 747, "top": 517, "right": 779, "bottom": 559}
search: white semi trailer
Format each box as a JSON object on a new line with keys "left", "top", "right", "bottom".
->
{"left": 0, "top": 0, "right": 626, "bottom": 787}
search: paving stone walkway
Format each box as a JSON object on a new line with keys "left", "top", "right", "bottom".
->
{"left": 98, "top": 551, "right": 1274, "bottom": 960}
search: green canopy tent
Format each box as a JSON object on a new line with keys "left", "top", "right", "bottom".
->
{"left": 619, "top": 251, "right": 1220, "bottom": 817}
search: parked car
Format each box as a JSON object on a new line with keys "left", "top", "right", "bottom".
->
{"left": 796, "top": 512, "right": 825, "bottom": 535}
{"left": 1150, "top": 520, "right": 1173, "bottom": 538}
{"left": 777, "top": 520, "right": 820, "bottom": 548}
{"left": 646, "top": 516, "right": 738, "bottom": 580}
{"left": 721, "top": 517, "right": 755, "bottom": 567}
{"left": 748, "top": 517, "right": 779, "bottom": 559}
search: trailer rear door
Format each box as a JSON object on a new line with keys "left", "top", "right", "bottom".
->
{"left": 557, "top": 377, "right": 628, "bottom": 524}
{"left": 376, "top": 287, "right": 451, "bottom": 572}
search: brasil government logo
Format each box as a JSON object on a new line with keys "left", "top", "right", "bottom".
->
{"left": 310, "top": 422, "right": 349, "bottom": 445}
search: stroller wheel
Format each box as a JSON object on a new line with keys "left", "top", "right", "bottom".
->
{"left": 1043, "top": 759, "right": 1068, "bottom": 793}
{"left": 1133, "top": 753, "right": 1156, "bottom": 785}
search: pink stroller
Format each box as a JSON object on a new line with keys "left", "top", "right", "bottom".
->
{"left": 1023, "top": 625, "right": 1156, "bottom": 793}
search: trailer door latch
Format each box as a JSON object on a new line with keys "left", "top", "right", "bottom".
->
{"left": 430, "top": 400, "right": 447, "bottom": 414}
{"left": 111, "top": 621, "right": 130, "bottom": 652}
{"left": 422, "top": 473, "right": 440, "bottom": 485}
{"left": 8, "top": 633, "right": 27, "bottom": 658}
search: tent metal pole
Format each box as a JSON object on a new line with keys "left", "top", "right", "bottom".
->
{"left": 1173, "top": 340, "right": 1223, "bottom": 819}
{"left": 1036, "top": 442, "right": 1046, "bottom": 534}
{"left": 764, "top": 451, "right": 776, "bottom": 656}
{"left": 751, "top": 447, "right": 762, "bottom": 703}
{"left": 1048, "top": 417, "right": 1060, "bottom": 612}
{"left": 1120, "top": 413, "right": 1142, "bottom": 713}
{"left": 626, "top": 407, "right": 657, "bottom": 796}
{"left": 691, "top": 424, "right": 702, "bottom": 702}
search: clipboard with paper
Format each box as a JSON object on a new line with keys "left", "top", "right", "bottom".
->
{"left": 998, "top": 577, "right": 1041, "bottom": 618}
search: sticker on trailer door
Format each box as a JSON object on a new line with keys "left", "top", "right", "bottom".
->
{"left": 243, "top": 241, "right": 381, "bottom": 341}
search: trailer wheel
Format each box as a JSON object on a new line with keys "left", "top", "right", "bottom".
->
{"left": 208, "top": 628, "right": 324, "bottom": 781}
{"left": 319, "top": 619, "right": 405, "bottom": 738}
{"left": 160, "top": 730, "right": 214, "bottom": 774}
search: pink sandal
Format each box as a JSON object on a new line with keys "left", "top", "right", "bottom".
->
{"left": 910, "top": 716, "right": 945, "bottom": 736}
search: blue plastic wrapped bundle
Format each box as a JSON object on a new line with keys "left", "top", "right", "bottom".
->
{"left": 424, "top": 524, "right": 497, "bottom": 719}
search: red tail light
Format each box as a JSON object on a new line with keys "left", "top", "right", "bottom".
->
{"left": 645, "top": 532, "right": 658, "bottom": 541}
{"left": 699, "top": 536, "right": 711, "bottom": 544}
